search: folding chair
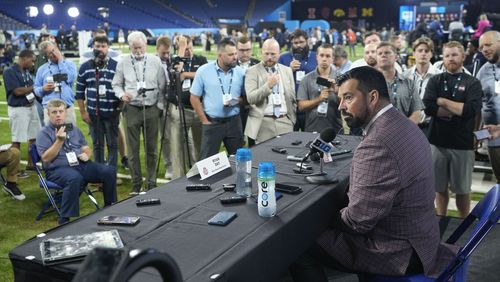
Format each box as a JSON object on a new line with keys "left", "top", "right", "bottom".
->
{"left": 369, "top": 184, "right": 500, "bottom": 282}
{"left": 29, "top": 144, "right": 100, "bottom": 221}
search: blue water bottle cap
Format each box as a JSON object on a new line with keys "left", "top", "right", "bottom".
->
{"left": 236, "top": 148, "right": 251, "bottom": 161}
{"left": 258, "top": 162, "right": 275, "bottom": 175}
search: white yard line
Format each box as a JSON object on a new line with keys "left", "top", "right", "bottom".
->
{"left": 19, "top": 160, "right": 170, "bottom": 184}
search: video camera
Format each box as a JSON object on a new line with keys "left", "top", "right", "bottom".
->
{"left": 93, "top": 49, "right": 107, "bottom": 69}
{"left": 52, "top": 73, "right": 68, "bottom": 93}
{"left": 316, "top": 77, "right": 334, "bottom": 88}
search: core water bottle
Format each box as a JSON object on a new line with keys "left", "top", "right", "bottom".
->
{"left": 257, "top": 162, "right": 276, "bottom": 217}
{"left": 236, "top": 148, "right": 252, "bottom": 197}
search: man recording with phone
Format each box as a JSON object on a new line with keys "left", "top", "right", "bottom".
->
{"left": 36, "top": 99, "right": 117, "bottom": 225}
{"left": 76, "top": 36, "right": 120, "bottom": 170}
{"left": 297, "top": 44, "right": 342, "bottom": 133}
{"left": 279, "top": 29, "right": 318, "bottom": 131}
{"left": 34, "top": 40, "right": 77, "bottom": 125}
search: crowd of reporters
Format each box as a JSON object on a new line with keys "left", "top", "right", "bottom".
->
{"left": 1, "top": 21, "right": 499, "bottom": 226}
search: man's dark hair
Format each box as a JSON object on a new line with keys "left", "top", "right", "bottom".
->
{"left": 93, "top": 35, "right": 109, "bottom": 45}
{"left": 19, "top": 49, "right": 35, "bottom": 58}
{"left": 317, "top": 43, "right": 334, "bottom": 53}
{"left": 337, "top": 66, "right": 389, "bottom": 100}
{"left": 290, "top": 29, "right": 308, "bottom": 40}
{"left": 217, "top": 37, "right": 236, "bottom": 52}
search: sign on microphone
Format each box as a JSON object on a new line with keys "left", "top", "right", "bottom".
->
{"left": 311, "top": 138, "right": 333, "bottom": 154}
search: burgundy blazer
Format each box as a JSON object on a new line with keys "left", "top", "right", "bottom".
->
{"left": 318, "top": 106, "right": 457, "bottom": 276}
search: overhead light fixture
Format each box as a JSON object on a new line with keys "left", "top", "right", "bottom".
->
{"left": 43, "top": 4, "right": 54, "bottom": 16}
{"left": 68, "top": 7, "right": 80, "bottom": 18}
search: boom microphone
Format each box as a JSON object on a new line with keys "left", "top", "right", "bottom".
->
{"left": 303, "top": 128, "right": 336, "bottom": 161}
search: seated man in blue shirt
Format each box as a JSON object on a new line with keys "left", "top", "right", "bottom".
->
{"left": 36, "top": 99, "right": 117, "bottom": 224}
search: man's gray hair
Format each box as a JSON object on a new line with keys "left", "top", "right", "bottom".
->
{"left": 39, "top": 40, "right": 56, "bottom": 53}
{"left": 127, "top": 31, "right": 147, "bottom": 45}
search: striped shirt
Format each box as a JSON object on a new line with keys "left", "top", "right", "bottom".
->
{"left": 76, "top": 58, "right": 120, "bottom": 118}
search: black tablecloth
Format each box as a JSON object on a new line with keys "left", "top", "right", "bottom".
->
{"left": 9, "top": 132, "right": 360, "bottom": 282}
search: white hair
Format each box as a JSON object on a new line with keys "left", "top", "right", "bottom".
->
{"left": 127, "top": 31, "right": 147, "bottom": 45}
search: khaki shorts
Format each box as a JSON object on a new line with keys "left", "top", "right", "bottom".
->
{"left": 431, "top": 145, "right": 474, "bottom": 195}
{"left": 8, "top": 105, "right": 41, "bottom": 142}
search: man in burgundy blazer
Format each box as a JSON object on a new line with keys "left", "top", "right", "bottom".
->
{"left": 291, "top": 66, "right": 457, "bottom": 281}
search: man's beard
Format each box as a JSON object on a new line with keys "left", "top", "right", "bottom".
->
{"left": 134, "top": 52, "right": 145, "bottom": 60}
{"left": 341, "top": 110, "right": 365, "bottom": 128}
{"left": 225, "top": 61, "right": 237, "bottom": 69}
{"left": 487, "top": 50, "right": 500, "bottom": 64}
{"left": 366, "top": 58, "right": 377, "bottom": 67}
{"left": 292, "top": 46, "right": 309, "bottom": 60}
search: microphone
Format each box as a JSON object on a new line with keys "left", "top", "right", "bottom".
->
{"left": 302, "top": 128, "right": 336, "bottom": 161}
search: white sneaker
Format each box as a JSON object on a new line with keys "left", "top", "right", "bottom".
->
{"left": 3, "top": 183, "right": 26, "bottom": 200}
{"left": 164, "top": 171, "right": 173, "bottom": 179}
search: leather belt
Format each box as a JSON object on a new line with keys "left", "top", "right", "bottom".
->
{"left": 264, "top": 114, "right": 286, "bottom": 119}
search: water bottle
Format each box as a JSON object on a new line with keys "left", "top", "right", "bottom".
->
{"left": 235, "top": 148, "right": 252, "bottom": 197}
{"left": 258, "top": 162, "right": 276, "bottom": 217}
{"left": 317, "top": 87, "right": 328, "bottom": 117}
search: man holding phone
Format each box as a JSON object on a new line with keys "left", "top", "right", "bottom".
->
{"left": 297, "top": 44, "right": 342, "bottom": 133}
{"left": 34, "top": 41, "right": 77, "bottom": 125}
{"left": 478, "top": 31, "right": 500, "bottom": 182}
{"left": 279, "top": 29, "right": 318, "bottom": 131}
{"left": 36, "top": 99, "right": 117, "bottom": 224}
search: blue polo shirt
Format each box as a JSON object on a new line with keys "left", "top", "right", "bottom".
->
{"left": 3, "top": 64, "right": 34, "bottom": 107}
{"left": 190, "top": 61, "right": 245, "bottom": 118}
{"left": 278, "top": 51, "right": 317, "bottom": 92}
{"left": 34, "top": 60, "right": 77, "bottom": 107}
{"left": 36, "top": 124, "right": 87, "bottom": 170}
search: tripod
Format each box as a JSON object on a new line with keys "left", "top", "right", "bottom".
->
{"left": 157, "top": 60, "right": 192, "bottom": 177}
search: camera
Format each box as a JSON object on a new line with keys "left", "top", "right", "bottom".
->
{"left": 93, "top": 49, "right": 106, "bottom": 68}
{"left": 52, "top": 73, "right": 68, "bottom": 93}
{"left": 55, "top": 123, "right": 73, "bottom": 132}
{"left": 316, "top": 77, "right": 333, "bottom": 88}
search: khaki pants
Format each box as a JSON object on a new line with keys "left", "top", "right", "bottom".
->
{"left": 123, "top": 104, "right": 160, "bottom": 190}
{"left": 167, "top": 104, "right": 202, "bottom": 179}
{"left": 0, "top": 147, "right": 20, "bottom": 182}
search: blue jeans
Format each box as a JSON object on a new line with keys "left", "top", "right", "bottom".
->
{"left": 46, "top": 162, "right": 117, "bottom": 218}
{"left": 89, "top": 114, "right": 119, "bottom": 167}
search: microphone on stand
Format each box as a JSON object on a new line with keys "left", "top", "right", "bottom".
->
{"left": 302, "top": 128, "right": 336, "bottom": 162}
{"left": 301, "top": 128, "right": 339, "bottom": 185}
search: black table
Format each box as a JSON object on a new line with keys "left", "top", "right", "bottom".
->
{"left": 10, "top": 132, "right": 360, "bottom": 282}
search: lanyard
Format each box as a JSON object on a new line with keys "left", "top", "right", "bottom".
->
{"left": 413, "top": 71, "right": 424, "bottom": 97}
{"left": 444, "top": 73, "right": 462, "bottom": 98}
{"left": 390, "top": 76, "right": 398, "bottom": 103}
{"left": 130, "top": 55, "right": 147, "bottom": 83}
{"left": 48, "top": 62, "right": 61, "bottom": 76}
{"left": 215, "top": 65, "right": 233, "bottom": 96}
{"left": 493, "top": 64, "right": 498, "bottom": 82}
{"left": 183, "top": 58, "right": 193, "bottom": 72}
{"left": 21, "top": 70, "right": 32, "bottom": 87}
